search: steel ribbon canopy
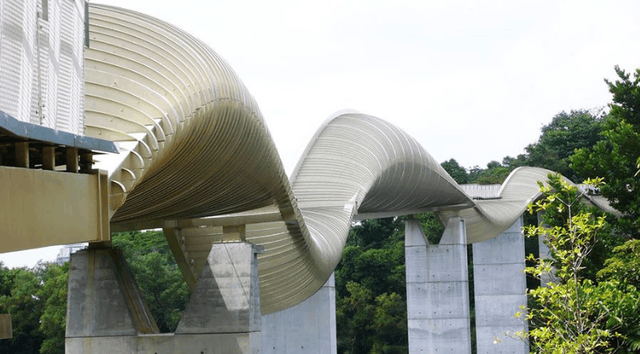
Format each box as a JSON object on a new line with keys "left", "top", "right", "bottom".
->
{"left": 84, "top": 4, "right": 578, "bottom": 314}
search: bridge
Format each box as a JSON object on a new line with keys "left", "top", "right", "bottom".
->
{"left": 0, "top": 2, "right": 613, "bottom": 353}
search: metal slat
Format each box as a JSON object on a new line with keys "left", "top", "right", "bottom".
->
{"left": 0, "top": 2, "right": 610, "bottom": 315}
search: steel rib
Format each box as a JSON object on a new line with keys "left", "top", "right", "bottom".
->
{"left": 87, "top": 4, "right": 581, "bottom": 314}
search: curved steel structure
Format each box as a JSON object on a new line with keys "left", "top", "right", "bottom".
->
{"left": 84, "top": 4, "right": 587, "bottom": 314}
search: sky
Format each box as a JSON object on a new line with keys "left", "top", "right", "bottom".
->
{"left": 2, "top": 0, "right": 640, "bottom": 268}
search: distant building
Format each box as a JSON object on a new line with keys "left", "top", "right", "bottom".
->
{"left": 56, "top": 244, "right": 86, "bottom": 265}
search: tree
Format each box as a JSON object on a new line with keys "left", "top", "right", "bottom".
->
{"left": 598, "top": 240, "right": 640, "bottom": 289}
{"left": 525, "top": 109, "right": 605, "bottom": 182}
{"left": 369, "top": 292, "right": 407, "bottom": 354}
{"left": 0, "top": 266, "right": 45, "bottom": 354}
{"left": 441, "top": 158, "right": 469, "bottom": 184}
{"left": 415, "top": 212, "right": 444, "bottom": 245}
{"left": 502, "top": 154, "right": 528, "bottom": 170}
{"left": 597, "top": 240, "right": 640, "bottom": 351}
{"left": 347, "top": 217, "right": 403, "bottom": 251}
{"left": 0, "top": 262, "right": 72, "bottom": 354}
{"left": 517, "top": 174, "right": 640, "bottom": 353}
{"left": 572, "top": 66, "right": 640, "bottom": 238}
{"left": 336, "top": 282, "right": 408, "bottom": 354}
{"left": 466, "top": 160, "right": 512, "bottom": 184}
{"left": 476, "top": 161, "right": 511, "bottom": 184}
{"left": 38, "top": 263, "right": 68, "bottom": 354}
{"left": 335, "top": 218, "right": 407, "bottom": 353}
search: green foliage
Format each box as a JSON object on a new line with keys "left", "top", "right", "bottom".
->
{"left": 370, "top": 292, "right": 407, "bottom": 354}
{"left": 112, "top": 231, "right": 190, "bottom": 333}
{"left": 415, "top": 212, "right": 444, "bottom": 245}
{"left": 336, "top": 218, "right": 408, "bottom": 353}
{"left": 337, "top": 282, "right": 376, "bottom": 353}
{"left": 337, "top": 282, "right": 408, "bottom": 354}
{"left": 441, "top": 158, "right": 469, "bottom": 184}
{"left": 598, "top": 239, "right": 640, "bottom": 288}
{"left": 518, "top": 174, "right": 640, "bottom": 353}
{"left": 502, "top": 155, "right": 529, "bottom": 170}
{"left": 535, "top": 175, "right": 619, "bottom": 282}
{"left": 572, "top": 66, "right": 640, "bottom": 238}
{"left": 0, "top": 266, "right": 44, "bottom": 354}
{"left": 347, "top": 217, "right": 403, "bottom": 250}
{"left": 441, "top": 158, "right": 512, "bottom": 185}
{"left": 469, "top": 160, "right": 512, "bottom": 184}
{"left": 598, "top": 240, "right": 640, "bottom": 351}
{"left": 0, "top": 262, "right": 69, "bottom": 354}
{"left": 37, "top": 263, "right": 68, "bottom": 354}
{"left": 525, "top": 175, "right": 607, "bottom": 282}
{"left": 524, "top": 109, "right": 605, "bottom": 182}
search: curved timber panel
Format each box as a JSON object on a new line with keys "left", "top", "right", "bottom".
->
{"left": 84, "top": 5, "right": 596, "bottom": 313}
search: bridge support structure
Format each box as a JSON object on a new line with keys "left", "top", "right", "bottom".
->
{"left": 472, "top": 217, "right": 528, "bottom": 354}
{"left": 66, "top": 241, "right": 263, "bottom": 354}
{"left": 405, "top": 216, "right": 472, "bottom": 353}
{"left": 262, "top": 274, "right": 337, "bottom": 354}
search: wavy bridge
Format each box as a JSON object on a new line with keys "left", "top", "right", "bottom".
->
{"left": 0, "top": 3, "right": 612, "bottom": 354}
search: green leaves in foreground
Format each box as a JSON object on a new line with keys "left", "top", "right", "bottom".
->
{"left": 516, "top": 174, "right": 640, "bottom": 353}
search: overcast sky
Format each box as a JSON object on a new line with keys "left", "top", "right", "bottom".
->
{"left": 2, "top": 0, "right": 640, "bottom": 268}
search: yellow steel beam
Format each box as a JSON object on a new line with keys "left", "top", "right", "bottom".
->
{"left": 15, "top": 142, "right": 29, "bottom": 168}
{"left": 42, "top": 146, "right": 55, "bottom": 171}
{"left": 66, "top": 147, "right": 78, "bottom": 173}
{"left": 0, "top": 167, "right": 110, "bottom": 253}
{"left": 111, "top": 210, "right": 283, "bottom": 232}
{"left": 164, "top": 227, "right": 197, "bottom": 291}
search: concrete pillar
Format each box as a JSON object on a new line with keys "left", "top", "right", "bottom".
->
{"left": 66, "top": 242, "right": 264, "bottom": 354}
{"left": 405, "top": 216, "right": 472, "bottom": 354}
{"left": 65, "top": 246, "right": 160, "bottom": 353}
{"left": 472, "top": 217, "right": 528, "bottom": 354}
{"left": 174, "top": 241, "right": 264, "bottom": 353}
{"left": 537, "top": 212, "right": 554, "bottom": 287}
{"left": 262, "top": 274, "right": 337, "bottom": 354}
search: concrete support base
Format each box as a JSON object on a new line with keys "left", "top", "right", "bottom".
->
{"left": 66, "top": 242, "right": 263, "bottom": 354}
{"left": 405, "top": 217, "right": 472, "bottom": 354}
{"left": 473, "top": 217, "right": 528, "bottom": 354}
{"left": 262, "top": 274, "right": 337, "bottom": 354}
{"left": 66, "top": 333, "right": 260, "bottom": 354}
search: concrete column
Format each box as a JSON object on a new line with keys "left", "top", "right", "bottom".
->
{"left": 262, "top": 274, "right": 337, "bottom": 354}
{"left": 65, "top": 247, "right": 160, "bottom": 354}
{"left": 66, "top": 242, "right": 264, "bottom": 354}
{"left": 405, "top": 216, "right": 472, "bottom": 354}
{"left": 173, "top": 242, "right": 264, "bottom": 353}
{"left": 473, "top": 217, "right": 528, "bottom": 354}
